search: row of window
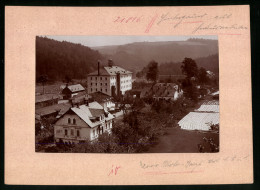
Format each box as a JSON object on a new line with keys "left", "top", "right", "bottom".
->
{"left": 90, "top": 76, "right": 108, "bottom": 81}
{"left": 92, "top": 122, "right": 112, "bottom": 136}
{"left": 68, "top": 118, "right": 76, "bottom": 124}
{"left": 90, "top": 76, "right": 131, "bottom": 81}
{"left": 91, "top": 82, "right": 108, "bottom": 86}
{"left": 64, "top": 129, "right": 80, "bottom": 137}
{"left": 121, "top": 79, "right": 131, "bottom": 83}
{"left": 121, "top": 84, "right": 131, "bottom": 89}
{"left": 90, "top": 88, "right": 108, "bottom": 92}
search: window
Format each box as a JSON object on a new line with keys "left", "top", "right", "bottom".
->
{"left": 91, "top": 88, "right": 92, "bottom": 92}
{"left": 96, "top": 88, "right": 97, "bottom": 91}
{"left": 101, "top": 77, "right": 102, "bottom": 80}
{"left": 95, "top": 77, "right": 97, "bottom": 80}
{"left": 105, "top": 83, "right": 107, "bottom": 86}
{"left": 71, "top": 129, "right": 74, "bottom": 136}
{"left": 93, "top": 130, "right": 95, "bottom": 136}
{"left": 68, "top": 118, "right": 71, "bottom": 124}
{"left": 91, "top": 83, "right": 92, "bottom": 86}
{"left": 101, "top": 88, "right": 103, "bottom": 92}
{"left": 105, "top": 89, "right": 107, "bottom": 92}
{"left": 91, "top": 77, "right": 92, "bottom": 80}
{"left": 96, "top": 83, "right": 97, "bottom": 86}
{"left": 106, "top": 77, "right": 107, "bottom": 80}
{"left": 77, "top": 130, "right": 80, "bottom": 137}
{"left": 65, "top": 129, "right": 68, "bottom": 136}
{"left": 73, "top": 118, "right": 76, "bottom": 124}
{"left": 101, "top": 83, "right": 102, "bottom": 86}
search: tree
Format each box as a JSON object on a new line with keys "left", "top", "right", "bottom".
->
{"left": 198, "top": 67, "right": 209, "bottom": 84}
{"left": 181, "top": 58, "right": 198, "bottom": 79}
{"left": 146, "top": 61, "right": 159, "bottom": 82}
{"left": 37, "top": 75, "right": 48, "bottom": 94}
{"left": 64, "top": 75, "right": 72, "bottom": 84}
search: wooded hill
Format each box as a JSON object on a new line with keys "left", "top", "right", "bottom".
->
{"left": 36, "top": 37, "right": 219, "bottom": 81}
{"left": 93, "top": 38, "right": 218, "bottom": 72}
{"left": 36, "top": 36, "right": 104, "bottom": 81}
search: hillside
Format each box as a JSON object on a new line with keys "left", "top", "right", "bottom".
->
{"left": 93, "top": 38, "right": 218, "bottom": 72}
{"left": 36, "top": 37, "right": 219, "bottom": 81}
{"left": 36, "top": 36, "right": 104, "bottom": 81}
{"left": 159, "top": 54, "right": 219, "bottom": 76}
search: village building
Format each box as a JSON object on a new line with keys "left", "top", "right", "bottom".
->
{"left": 35, "top": 103, "right": 71, "bottom": 120}
{"left": 53, "top": 101, "right": 114, "bottom": 144}
{"left": 61, "top": 84, "right": 85, "bottom": 99}
{"left": 87, "top": 60, "right": 132, "bottom": 97}
{"left": 89, "top": 91, "right": 116, "bottom": 111}
{"left": 35, "top": 94, "right": 60, "bottom": 109}
{"left": 178, "top": 100, "right": 219, "bottom": 131}
{"left": 140, "top": 83, "right": 183, "bottom": 101}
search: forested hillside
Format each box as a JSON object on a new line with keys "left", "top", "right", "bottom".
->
{"left": 93, "top": 38, "right": 218, "bottom": 72}
{"left": 36, "top": 36, "right": 104, "bottom": 80}
{"left": 36, "top": 37, "right": 218, "bottom": 81}
{"left": 159, "top": 54, "right": 219, "bottom": 75}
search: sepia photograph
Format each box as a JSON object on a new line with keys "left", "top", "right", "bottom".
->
{"left": 35, "top": 35, "right": 219, "bottom": 153}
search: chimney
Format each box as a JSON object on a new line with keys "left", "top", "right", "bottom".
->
{"left": 108, "top": 59, "right": 113, "bottom": 67}
{"left": 116, "top": 72, "right": 121, "bottom": 98}
{"left": 98, "top": 60, "right": 100, "bottom": 76}
{"left": 84, "top": 98, "right": 89, "bottom": 106}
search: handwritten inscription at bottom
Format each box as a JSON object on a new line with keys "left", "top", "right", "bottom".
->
{"left": 139, "top": 155, "right": 249, "bottom": 175}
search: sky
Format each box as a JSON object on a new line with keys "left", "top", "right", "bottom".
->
{"left": 43, "top": 35, "right": 218, "bottom": 47}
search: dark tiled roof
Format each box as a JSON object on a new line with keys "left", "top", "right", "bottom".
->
{"left": 88, "top": 66, "right": 132, "bottom": 76}
{"left": 89, "top": 108, "right": 105, "bottom": 117}
{"left": 87, "top": 68, "right": 111, "bottom": 76}
{"left": 35, "top": 103, "right": 71, "bottom": 117}
{"left": 90, "top": 91, "right": 113, "bottom": 103}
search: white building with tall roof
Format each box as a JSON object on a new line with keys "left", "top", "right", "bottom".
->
{"left": 54, "top": 101, "right": 114, "bottom": 143}
{"left": 87, "top": 60, "right": 132, "bottom": 97}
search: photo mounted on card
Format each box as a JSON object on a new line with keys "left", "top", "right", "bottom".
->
{"left": 5, "top": 5, "right": 252, "bottom": 185}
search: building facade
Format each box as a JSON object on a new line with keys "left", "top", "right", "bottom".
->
{"left": 53, "top": 101, "right": 114, "bottom": 144}
{"left": 87, "top": 60, "right": 132, "bottom": 97}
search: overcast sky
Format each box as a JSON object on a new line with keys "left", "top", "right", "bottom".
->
{"left": 43, "top": 35, "right": 218, "bottom": 47}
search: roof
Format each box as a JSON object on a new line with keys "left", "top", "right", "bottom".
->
{"left": 90, "top": 91, "right": 113, "bottom": 103}
{"left": 35, "top": 94, "right": 59, "bottom": 103}
{"left": 69, "top": 102, "right": 114, "bottom": 128}
{"left": 89, "top": 108, "right": 105, "bottom": 117}
{"left": 35, "top": 103, "right": 71, "bottom": 117}
{"left": 178, "top": 112, "right": 219, "bottom": 131}
{"left": 88, "top": 65, "right": 132, "bottom": 76}
{"left": 88, "top": 101, "right": 104, "bottom": 109}
{"left": 72, "top": 91, "right": 89, "bottom": 99}
{"left": 61, "top": 84, "right": 85, "bottom": 93}
{"left": 202, "top": 100, "right": 219, "bottom": 105}
{"left": 195, "top": 105, "right": 219, "bottom": 113}
{"left": 153, "top": 83, "right": 179, "bottom": 97}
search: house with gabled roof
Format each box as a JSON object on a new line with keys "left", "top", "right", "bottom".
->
{"left": 61, "top": 84, "right": 85, "bottom": 99}
{"left": 140, "top": 83, "right": 183, "bottom": 101}
{"left": 53, "top": 101, "right": 114, "bottom": 144}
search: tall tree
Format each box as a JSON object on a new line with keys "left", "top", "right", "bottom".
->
{"left": 198, "top": 67, "right": 210, "bottom": 84}
{"left": 146, "top": 61, "right": 159, "bottom": 83}
{"left": 181, "top": 58, "right": 198, "bottom": 79}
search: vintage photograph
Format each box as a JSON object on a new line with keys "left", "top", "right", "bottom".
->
{"left": 35, "top": 36, "right": 219, "bottom": 153}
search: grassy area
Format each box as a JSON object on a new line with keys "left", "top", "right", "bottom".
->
{"left": 147, "top": 127, "right": 219, "bottom": 153}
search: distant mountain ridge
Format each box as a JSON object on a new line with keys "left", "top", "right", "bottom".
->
{"left": 36, "top": 37, "right": 219, "bottom": 81}
{"left": 92, "top": 39, "right": 218, "bottom": 73}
